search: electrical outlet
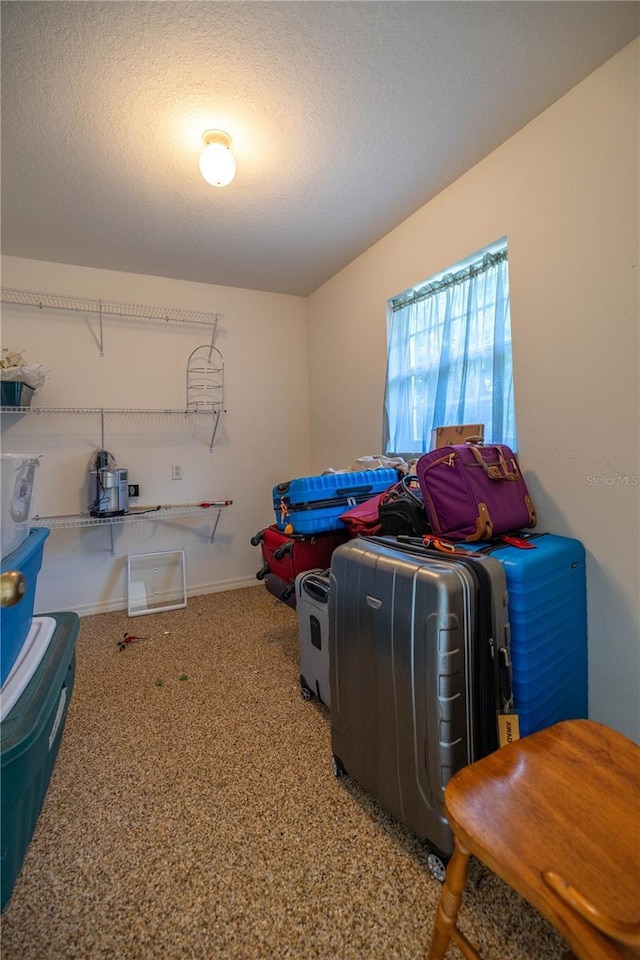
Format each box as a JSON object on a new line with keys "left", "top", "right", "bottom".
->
{"left": 171, "top": 464, "right": 183, "bottom": 480}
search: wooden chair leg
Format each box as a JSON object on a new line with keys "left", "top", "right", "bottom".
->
{"left": 427, "top": 838, "right": 472, "bottom": 960}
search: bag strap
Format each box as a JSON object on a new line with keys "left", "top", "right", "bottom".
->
{"left": 363, "top": 533, "right": 464, "bottom": 556}
{"left": 384, "top": 474, "right": 424, "bottom": 507}
{"left": 469, "top": 445, "right": 519, "bottom": 482}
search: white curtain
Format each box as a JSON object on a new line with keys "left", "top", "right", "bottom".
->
{"left": 383, "top": 250, "right": 515, "bottom": 454}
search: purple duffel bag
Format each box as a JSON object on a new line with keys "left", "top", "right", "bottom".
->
{"left": 415, "top": 443, "right": 537, "bottom": 542}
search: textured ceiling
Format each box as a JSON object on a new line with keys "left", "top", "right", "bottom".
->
{"left": 1, "top": 1, "right": 638, "bottom": 296}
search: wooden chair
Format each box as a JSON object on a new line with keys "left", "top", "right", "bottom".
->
{"left": 427, "top": 719, "right": 640, "bottom": 960}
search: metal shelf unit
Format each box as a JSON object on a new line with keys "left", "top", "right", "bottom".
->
{"left": 1, "top": 288, "right": 232, "bottom": 557}
{"left": 1, "top": 286, "right": 227, "bottom": 445}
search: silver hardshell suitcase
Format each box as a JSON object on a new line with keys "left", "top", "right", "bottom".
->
{"left": 295, "top": 569, "right": 331, "bottom": 706}
{"left": 328, "top": 536, "right": 511, "bottom": 880}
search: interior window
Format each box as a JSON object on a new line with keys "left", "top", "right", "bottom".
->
{"left": 383, "top": 244, "right": 516, "bottom": 454}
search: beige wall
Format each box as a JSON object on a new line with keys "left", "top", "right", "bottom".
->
{"left": 2, "top": 42, "right": 637, "bottom": 740}
{"left": 1, "top": 257, "right": 310, "bottom": 614}
{"left": 307, "top": 40, "right": 640, "bottom": 740}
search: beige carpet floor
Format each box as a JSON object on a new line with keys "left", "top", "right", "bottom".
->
{"left": 1, "top": 586, "right": 566, "bottom": 959}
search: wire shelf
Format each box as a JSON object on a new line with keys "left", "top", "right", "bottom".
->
{"left": 0, "top": 287, "right": 223, "bottom": 327}
{"left": 1, "top": 406, "right": 226, "bottom": 416}
{"left": 34, "top": 502, "right": 233, "bottom": 530}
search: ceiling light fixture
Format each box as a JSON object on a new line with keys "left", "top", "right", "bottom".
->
{"left": 199, "top": 129, "right": 236, "bottom": 187}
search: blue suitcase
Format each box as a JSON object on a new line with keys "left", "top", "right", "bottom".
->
{"left": 459, "top": 532, "right": 588, "bottom": 736}
{"left": 272, "top": 468, "right": 398, "bottom": 535}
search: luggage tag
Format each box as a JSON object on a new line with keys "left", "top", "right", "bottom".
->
{"left": 498, "top": 712, "right": 521, "bottom": 746}
{"left": 497, "top": 645, "right": 520, "bottom": 746}
{"left": 500, "top": 534, "right": 536, "bottom": 549}
{"left": 279, "top": 498, "right": 294, "bottom": 533}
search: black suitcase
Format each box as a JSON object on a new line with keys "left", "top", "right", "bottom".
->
{"left": 329, "top": 536, "right": 512, "bottom": 881}
{"left": 263, "top": 572, "right": 297, "bottom": 608}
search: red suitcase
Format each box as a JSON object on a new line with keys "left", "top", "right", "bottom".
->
{"left": 251, "top": 525, "right": 348, "bottom": 607}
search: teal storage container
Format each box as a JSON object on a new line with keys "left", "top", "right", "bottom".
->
{"left": 0, "top": 382, "right": 34, "bottom": 407}
{"left": 1, "top": 611, "right": 79, "bottom": 911}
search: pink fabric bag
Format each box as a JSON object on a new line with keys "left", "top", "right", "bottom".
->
{"left": 416, "top": 443, "right": 537, "bottom": 542}
{"left": 339, "top": 485, "right": 396, "bottom": 537}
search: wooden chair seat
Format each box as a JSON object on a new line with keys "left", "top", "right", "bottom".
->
{"left": 427, "top": 719, "right": 640, "bottom": 960}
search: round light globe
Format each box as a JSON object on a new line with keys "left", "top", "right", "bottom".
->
{"left": 199, "top": 142, "right": 236, "bottom": 187}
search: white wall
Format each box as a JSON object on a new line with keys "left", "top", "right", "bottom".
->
{"left": 307, "top": 40, "right": 640, "bottom": 741}
{"left": 1, "top": 258, "right": 310, "bottom": 614}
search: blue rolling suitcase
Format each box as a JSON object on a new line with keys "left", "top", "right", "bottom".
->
{"left": 459, "top": 532, "right": 588, "bottom": 736}
{"left": 272, "top": 469, "right": 398, "bottom": 535}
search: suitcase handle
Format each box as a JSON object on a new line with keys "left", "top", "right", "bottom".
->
{"left": 469, "top": 445, "right": 519, "bottom": 482}
{"left": 274, "top": 542, "right": 294, "bottom": 560}
{"left": 499, "top": 645, "right": 514, "bottom": 711}
{"left": 381, "top": 474, "right": 424, "bottom": 508}
{"left": 302, "top": 575, "right": 330, "bottom": 604}
{"left": 335, "top": 485, "right": 373, "bottom": 497}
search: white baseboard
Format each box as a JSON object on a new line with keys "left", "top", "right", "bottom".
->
{"left": 45, "top": 576, "right": 261, "bottom": 618}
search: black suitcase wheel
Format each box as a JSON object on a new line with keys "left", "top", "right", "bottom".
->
{"left": 332, "top": 754, "right": 346, "bottom": 778}
{"left": 300, "top": 676, "right": 314, "bottom": 701}
{"left": 250, "top": 530, "right": 265, "bottom": 546}
{"left": 426, "top": 848, "right": 449, "bottom": 884}
{"left": 256, "top": 563, "right": 269, "bottom": 581}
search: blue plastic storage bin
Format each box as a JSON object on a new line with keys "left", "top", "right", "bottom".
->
{"left": 273, "top": 469, "right": 398, "bottom": 535}
{"left": 1, "top": 527, "right": 50, "bottom": 686}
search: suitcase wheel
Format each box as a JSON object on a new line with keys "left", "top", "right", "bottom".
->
{"left": 331, "top": 754, "right": 347, "bottom": 778}
{"left": 256, "top": 563, "right": 269, "bottom": 581}
{"left": 250, "top": 530, "right": 265, "bottom": 546}
{"left": 300, "top": 676, "right": 314, "bottom": 701}
{"left": 426, "top": 848, "right": 449, "bottom": 884}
